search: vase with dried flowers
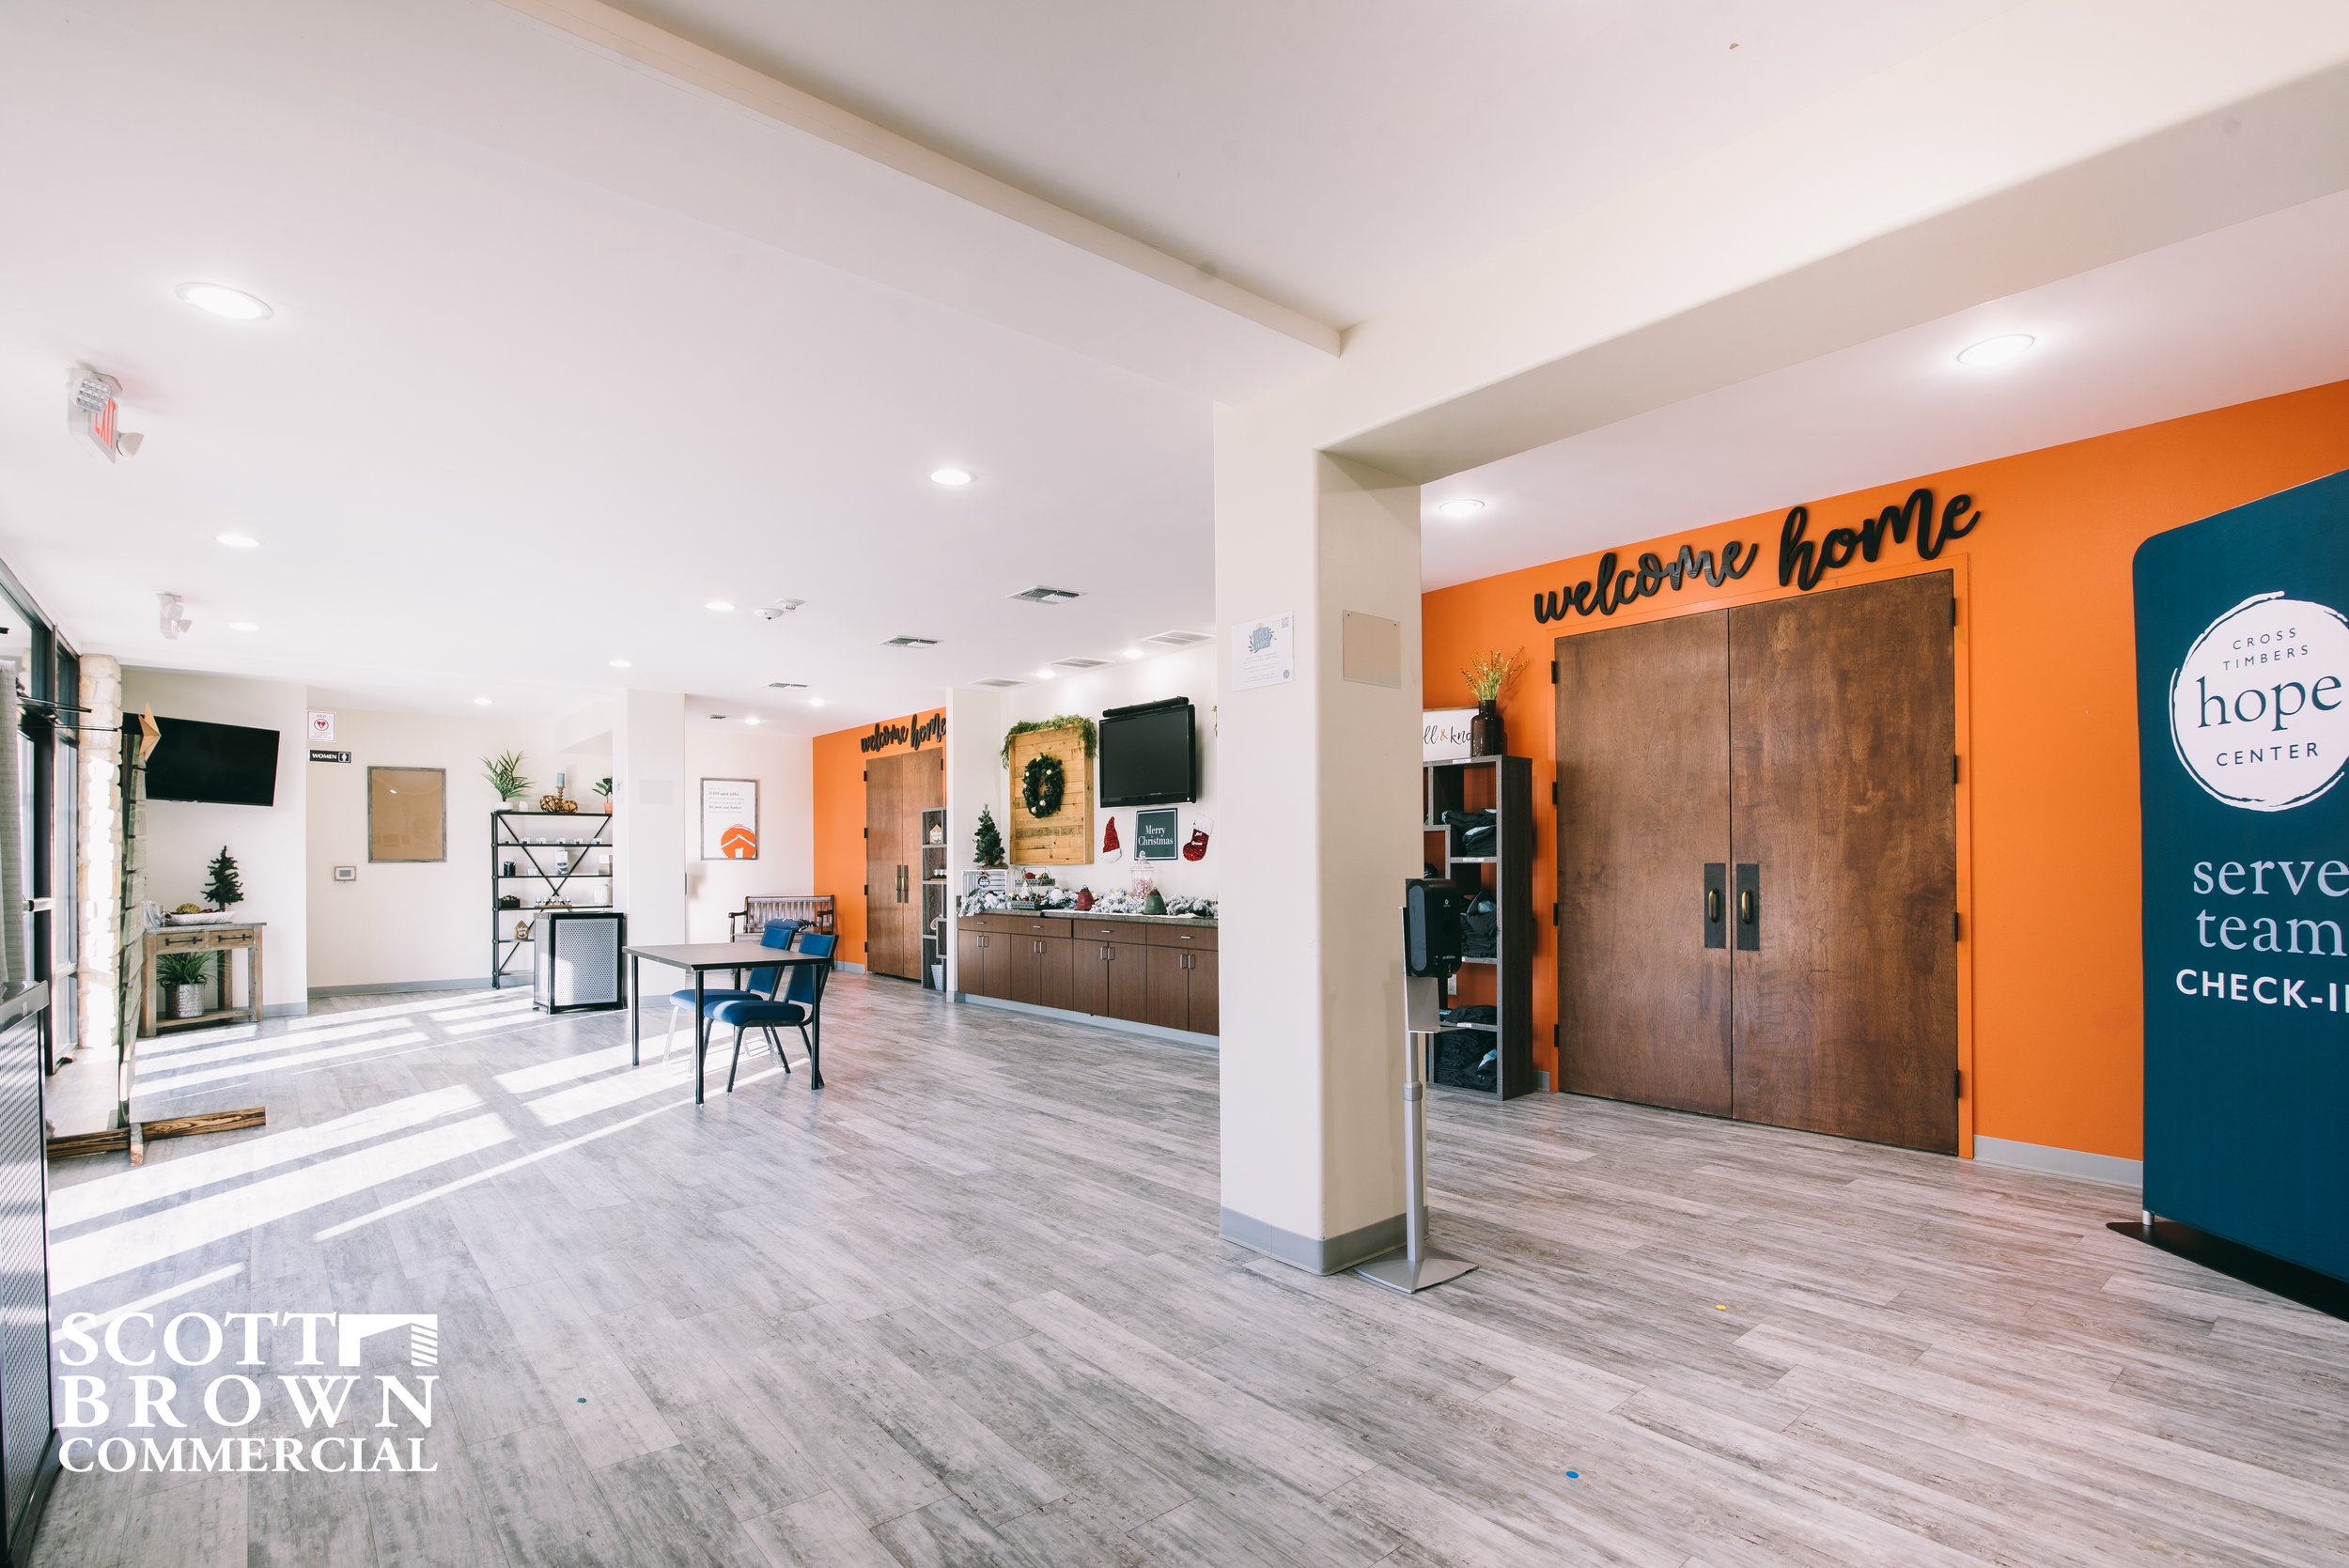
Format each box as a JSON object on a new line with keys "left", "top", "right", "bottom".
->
{"left": 1462, "top": 649, "right": 1522, "bottom": 757}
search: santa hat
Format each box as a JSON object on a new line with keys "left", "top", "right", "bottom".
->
{"left": 1100, "top": 815, "right": 1122, "bottom": 862}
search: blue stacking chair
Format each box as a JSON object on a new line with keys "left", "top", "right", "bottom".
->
{"left": 661, "top": 919, "right": 801, "bottom": 1059}
{"left": 709, "top": 931, "right": 836, "bottom": 1092}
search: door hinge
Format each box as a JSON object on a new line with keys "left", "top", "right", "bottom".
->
{"left": 1952, "top": 598, "right": 1959, "bottom": 628}
{"left": 1954, "top": 1068, "right": 1964, "bottom": 1098}
{"left": 863, "top": 827, "right": 868, "bottom": 838}
{"left": 1953, "top": 911, "right": 1963, "bottom": 942}
{"left": 862, "top": 884, "right": 868, "bottom": 895}
{"left": 1550, "top": 781, "right": 1559, "bottom": 807}
{"left": 1552, "top": 1022, "right": 1561, "bottom": 1049}
{"left": 1952, "top": 753, "right": 1960, "bottom": 785}
{"left": 1549, "top": 659, "right": 1559, "bottom": 684}
{"left": 1551, "top": 901, "right": 1560, "bottom": 927}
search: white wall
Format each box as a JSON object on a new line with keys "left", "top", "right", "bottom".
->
{"left": 121, "top": 670, "right": 308, "bottom": 1013}
{"left": 304, "top": 707, "right": 610, "bottom": 990}
{"left": 681, "top": 724, "right": 814, "bottom": 941}
{"left": 988, "top": 643, "right": 1219, "bottom": 901}
{"left": 615, "top": 691, "right": 688, "bottom": 946}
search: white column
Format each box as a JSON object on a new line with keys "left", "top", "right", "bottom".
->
{"left": 614, "top": 690, "right": 687, "bottom": 946}
{"left": 1214, "top": 411, "right": 1425, "bottom": 1272}
{"left": 77, "top": 656, "right": 124, "bottom": 1055}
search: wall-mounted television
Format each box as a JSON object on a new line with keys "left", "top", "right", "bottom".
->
{"left": 144, "top": 717, "right": 281, "bottom": 807}
{"left": 1099, "top": 698, "right": 1196, "bottom": 807}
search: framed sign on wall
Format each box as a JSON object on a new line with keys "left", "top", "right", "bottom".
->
{"left": 1134, "top": 807, "right": 1180, "bottom": 861}
{"left": 699, "top": 778, "right": 759, "bottom": 860}
{"left": 1423, "top": 708, "right": 1474, "bottom": 762}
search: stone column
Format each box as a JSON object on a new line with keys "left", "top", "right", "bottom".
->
{"left": 77, "top": 656, "right": 124, "bottom": 1058}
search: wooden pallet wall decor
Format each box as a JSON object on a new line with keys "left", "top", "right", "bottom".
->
{"left": 1005, "top": 724, "right": 1094, "bottom": 866}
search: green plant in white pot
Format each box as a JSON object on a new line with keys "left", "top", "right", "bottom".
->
{"left": 156, "top": 951, "right": 212, "bottom": 1021}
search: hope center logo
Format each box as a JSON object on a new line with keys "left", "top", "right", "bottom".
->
{"left": 2170, "top": 591, "right": 2349, "bottom": 812}
{"left": 54, "top": 1310, "right": 441, "bottom": 1475}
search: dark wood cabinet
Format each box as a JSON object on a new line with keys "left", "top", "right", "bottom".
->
{"left": 957, "top": 914, "right": 1215, "bottom": 1035}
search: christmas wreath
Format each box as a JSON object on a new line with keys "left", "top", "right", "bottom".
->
{"left": 1021, "top": 753, "right": 1066, "bottom": 817}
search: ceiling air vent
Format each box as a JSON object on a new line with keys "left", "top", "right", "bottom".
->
{"left": 1143, "top": 629, "right": 1209, "bottom": 646}
{"left": 1055, "top": 657, "right": 1111, "bottom": 670}
{"left": 882, "top": 635, "right": 939, "bottom": 648}
{"left": 1009, "top": 585, "right": 1083, "bottom": 604}
{"left": 972, "top": 677, "right": 1024, "bottom": 689}
{"left": 766, "top": 681, "right": 807, "bottom": 690}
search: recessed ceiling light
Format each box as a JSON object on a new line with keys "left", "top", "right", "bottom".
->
{"left": 472, "top": 696, "right": 492, "bottom": 706}
{"left": 1120, "top": 647, "right": 1144, "bottom": 660}
{"left": 1034, "top": 667, "right": 1057, "bottom": 680}
{"left": 928, "top": 467, "right": 974, "bottom": 487}
{"left": 809, "top": 697, "right": 826, "bottom": 707}
{"left": 1436, "top": 498, "right": 1486, "bottom": 520}
{"left": 743, "top": 716, "right": 761, "bottom": 726}
{"left": 227, "top": 621, "right": 259, "bottom": 633}
{"left": 706, "top": 599, "right": 736, "bottom": 613}
{"left": 1956, "top": 333, "right": 2036, "bottom": 367}
{"left": 176, "top": 282, "right": 273, "bottom": 321}
{"left": 215, "top": 532, "right": 260, "bottom": 549}
{"left": 608, "top": 658, "right": 632, "bottom": 669}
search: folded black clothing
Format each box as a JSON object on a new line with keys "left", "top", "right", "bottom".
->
{"left": 1460, "top": 895, "right": 1498, "bottom": 956}
{"left": 1439, "top": 808, "right": 1496, "bottom": 827}
{"left": 1456, "top": 823, "right": 1496, "bottom": 852}
{"left": 1432, "top": 1030, "right": 1496, "bottom": 1090}
{"left": 1440, "top": 1003, "right": 1497, "bottom": 1024}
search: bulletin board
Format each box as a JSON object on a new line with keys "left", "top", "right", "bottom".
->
{"left": 368, "top": 768, "right": 446, "bottom": 862}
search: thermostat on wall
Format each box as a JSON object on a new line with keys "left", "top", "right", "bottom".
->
{"left": 333, "top": 865, "right": 357, "bottom": 882}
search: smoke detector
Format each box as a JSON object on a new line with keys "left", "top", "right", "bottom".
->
{"left": 757, "top": 598, "right": 805, "bottom": 622}
{"left": 158, "top": 593, "right": 193, "bottom": 640}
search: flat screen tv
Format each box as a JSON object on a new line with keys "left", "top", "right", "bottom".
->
{"left": 1098, "top": 698, "right": 1196, "bottom": 807}
{"left": 144, "top": 717, "right": 281, "bottom": 807}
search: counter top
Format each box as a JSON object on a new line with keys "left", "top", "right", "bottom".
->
{"left": 1035, "top": 909, "right": 1218, "bottom": 927}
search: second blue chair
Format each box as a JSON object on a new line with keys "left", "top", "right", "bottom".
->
{"left": 709, "top": 930, "right": 836, "bottom": 1092}
{"left": 662, "top": 919, "right": 801, "bottom": 1059}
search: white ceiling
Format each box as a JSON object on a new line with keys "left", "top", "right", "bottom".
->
{"left": 605, "top": 0, "right": 2020, "bottom": 329}
{"left": 1420, "top": 187, "right": 2349, "bottom": 588}
{"left": 5, "top": 0, "right": 2343, "bottom": 737}
{"left": 0, "top": 2, "right": 1212, "bottom": 732}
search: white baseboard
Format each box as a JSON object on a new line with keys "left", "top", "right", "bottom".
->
{"left": 1973, "top": 1134, "right": 2142, "bottom": 1191}
{"left": 309, "top": 979, "right": 491, "bottom": 998}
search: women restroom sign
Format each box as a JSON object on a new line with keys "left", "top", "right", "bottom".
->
{"left": 2134, "top": 467, "right": 2349, "bottom": 1285}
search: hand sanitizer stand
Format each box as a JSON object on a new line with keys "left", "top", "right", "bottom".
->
{"left": 1353, "top": 883, "right": 1479, "bottom": 1295}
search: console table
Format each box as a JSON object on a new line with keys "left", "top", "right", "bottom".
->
{"left": 140, "top": 923, "right": 265, "bottom": 1036}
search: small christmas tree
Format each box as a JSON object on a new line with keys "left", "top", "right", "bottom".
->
{"left": 972, "top": 806, "right": 1005, "bottom": 868}
{"left": 204, "top": 846, "right": 245, "bottom": 911}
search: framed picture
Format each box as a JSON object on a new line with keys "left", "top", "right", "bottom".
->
{"left": 1134, "top": 807, "right": 1181, "bottom": 861}
{"left": 699, "top": 778, "right": 759, "bottom": 860}
{"left": 368, "top": 768, "right": 446, "bottom": 862}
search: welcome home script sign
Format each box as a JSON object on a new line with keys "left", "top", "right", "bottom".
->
{"left": 1531, "top": 489, "right": 1983, "bottom": 622}
{"left": 2135, "top": 466, "right": 2349, "bottom": 1286}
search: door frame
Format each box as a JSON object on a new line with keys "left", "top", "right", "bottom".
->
{"left": 1545, "top": 553, "right": 1977, "bottom": 1157}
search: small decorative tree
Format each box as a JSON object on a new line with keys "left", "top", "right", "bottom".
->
{"left": 204, "top": 846, "right": 245, "bottom": 911}
{"left": 972, "top": 805, "right": 1006, "bottom": 869}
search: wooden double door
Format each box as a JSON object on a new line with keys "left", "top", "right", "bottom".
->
{"left": 864, "top": 751, "right": 942, "bottom": 981}
{"left": 1554, "top": 572, "right": 1959, "bottom": 1153}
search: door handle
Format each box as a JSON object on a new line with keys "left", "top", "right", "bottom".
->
{"left": 1735, "top": 863, "right": 1761, "bottom": 952}
{"left": 1736, "top": 890, "right": 1752, "bottom": 924}
{"left": 1703, "top": 863, "right": 1726, "bottom": 949}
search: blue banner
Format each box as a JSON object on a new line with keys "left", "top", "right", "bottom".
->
{"left": 2134, "top": 468, "right": 2349, "bottom": 1283}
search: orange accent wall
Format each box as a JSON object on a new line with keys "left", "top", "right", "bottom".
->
{"left": 1423, "top": 378, "right": 2349, "bottom": 1162}
{"left": 811, "top": 709, "right": 945, "bottom": 967}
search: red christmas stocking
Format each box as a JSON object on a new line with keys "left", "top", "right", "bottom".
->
{"left": 1100, "top": 816, "right": 1122, "bottom": 862}
{"left": 1181, "top": 816, "right": 1211, "bottom": 862}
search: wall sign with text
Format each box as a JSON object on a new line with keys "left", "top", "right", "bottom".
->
{"left": 1532, "top": 488, "right": 1982, "bottom": 623}
{"left": 2134, "top": 466, "right": 2349, "bottom": 1286}
{"left": 1133, "top": 808, "right": 1181, "bottom": 861}
{"left": 699, "top": 778, "right": 758, "bottom": 860}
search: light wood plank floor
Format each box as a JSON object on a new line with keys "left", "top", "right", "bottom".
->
{"left": 35, "top": 977, "right": 2349, "bottom": 1567}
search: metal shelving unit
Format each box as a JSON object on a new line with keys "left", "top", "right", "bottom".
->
{"left": 920, "top": 807, "right": 948, "bottom": 990}
{"left": 1422, "top": 755, "right": 1534, "bottom": 1099}
{"left": 491, "top": 811, "right": 614, "bottom": 987}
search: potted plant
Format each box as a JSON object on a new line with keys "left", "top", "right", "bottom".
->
{"left": 593, "top": 776, "right": 614, "bottom": 814}
{"left": 1462, "top": 649, "right": 1523, "bottom": 757}
{"left": 156, "top": 951, "right": 211, "bottom": 1020}
{"left": 483, "top": 751, "right": 532, "bottom": 806}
